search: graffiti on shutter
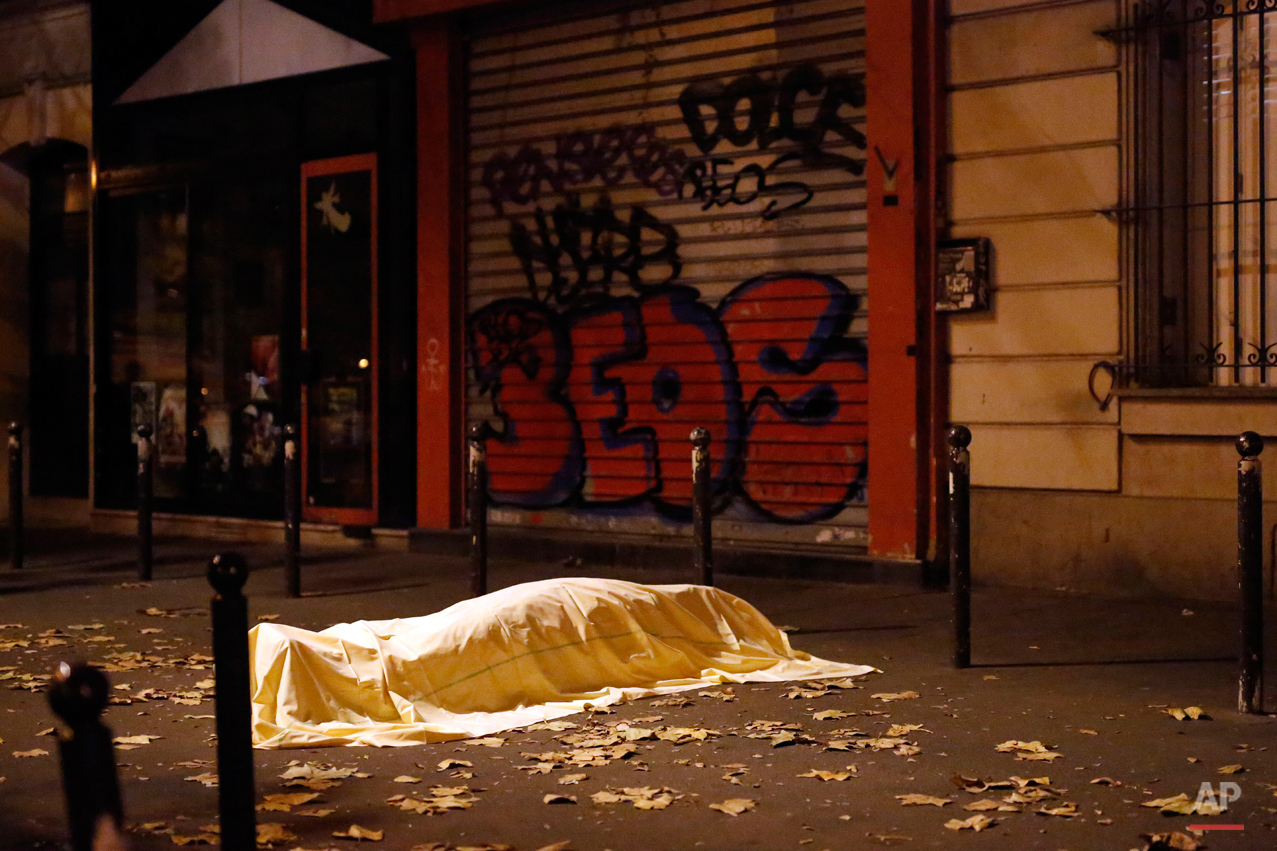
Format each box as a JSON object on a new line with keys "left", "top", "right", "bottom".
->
{"left": 466, "top": 0, "right": 869, "bottom": 545}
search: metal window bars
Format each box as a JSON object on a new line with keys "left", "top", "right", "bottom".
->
{"left": 1107, "top": 1, "right": 1277, "bottom": 387}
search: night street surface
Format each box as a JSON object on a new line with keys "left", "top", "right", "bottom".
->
{"left": 0, "top": 547, "right": 1275, "bottom": 851}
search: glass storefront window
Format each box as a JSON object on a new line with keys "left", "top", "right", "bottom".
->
{"left": 97, "top": 176, "right": 288, "bottom": 516}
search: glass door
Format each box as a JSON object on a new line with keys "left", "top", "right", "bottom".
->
{"left": 300, "top": 154, "right": 378, "bottom": 525}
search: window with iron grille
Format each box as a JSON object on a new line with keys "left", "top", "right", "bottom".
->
{"left": 1122, "top": 1, "right": 1277, "bottom": 387}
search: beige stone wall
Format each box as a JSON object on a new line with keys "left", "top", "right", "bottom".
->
{"left": 946, "top": 1, "right": 1277, "bottom": 599}
{"left": 947, "top": 0, "right": 1122, "bottom": 493}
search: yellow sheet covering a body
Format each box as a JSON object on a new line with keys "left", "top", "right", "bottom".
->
{"left": 249, "top": 577, "right": 877, "bottom": 748}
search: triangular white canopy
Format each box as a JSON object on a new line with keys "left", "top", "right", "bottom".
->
{"left": 116, "top": 0, "right": 389, "bottom": 104}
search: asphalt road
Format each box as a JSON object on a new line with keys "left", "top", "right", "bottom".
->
{"left": 0, "top": 548, "right": 1274, "bottom": 851}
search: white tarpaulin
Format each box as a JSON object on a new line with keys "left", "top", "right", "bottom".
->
{"left": 249, "top": 577, "right": 876, "bottom": 748}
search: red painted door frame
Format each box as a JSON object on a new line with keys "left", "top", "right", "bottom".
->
{"left": 299, "top": 153, "right": 381, "bottom": 526}
{"left": 410, "top": 22, "right": 466, "bottom": 529}
{"left": 865, "top": 0, "right": 943, "bottom": 561}
{"left": 394, "top": 0, "right": 946, "bottom": 553}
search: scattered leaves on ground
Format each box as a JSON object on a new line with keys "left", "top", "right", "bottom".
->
{"left": 799, "top": 768, "right": 855, "bottom": 781}
{"left": 590, "top": 786, "right": 680, "bottom": 810}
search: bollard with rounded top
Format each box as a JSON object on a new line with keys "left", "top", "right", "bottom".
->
{"left": 208, "top": 553, "right": 257, "bottom": 851}
{"left": 948, "top": 425, "right": 972, "bottom": 669}
{"left": 469, "top": 424, "right": 489, "bottom": 598}
{"left": 8, "top": 422, "right": 21, "bottom": 571}
{"left": 137, "top": 423, "right": 154, "bottom": 581}
{"left": 283, "top": 424, "right": 301, "bottom": 598}
{"left": 690, "top": 428, "right": 713, "bottom": 587}
{"left": 1237, "top": 432, "right": 1264, "bottom": 714}
{"left": 48, "top": 661, "right": 125, "bottom": 851}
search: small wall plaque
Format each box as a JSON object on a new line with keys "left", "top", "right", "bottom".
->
{"left": 936, "top": 237, "right": 991, "bottom": 313}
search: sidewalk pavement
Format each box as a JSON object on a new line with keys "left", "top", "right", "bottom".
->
{"left": 0, "top": 539, "right": 1273, "bottom": 851}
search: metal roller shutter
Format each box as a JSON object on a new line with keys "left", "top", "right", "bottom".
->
{"left": 464, "top": 0, "right": 869, "bottom": 550}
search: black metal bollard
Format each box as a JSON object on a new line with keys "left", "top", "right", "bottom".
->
{"left": 948, "top": 425, "right": 972, "bottom": 669}
{"left": 283, "top": 424, "right": 301, "bottom": 598}
{"left": 1237, "top": 432, "right": 1264, "bottom": 714}
{"left": 469, "top": 425, "right": 488, "bottom": 598}
{"left": 137, "top": 424, "right": 154, "bottom": 581}
{"left": 48, "top": 661, "right": 125, "bottom": 851}
{"left": 8, "top": 422, "right": 21, "bottom": 571}
{"left": 691, "top": 428, "right": 713, "bottom": 587}
{"left": 208, "top": 553, "right": 256, "bottom": 851}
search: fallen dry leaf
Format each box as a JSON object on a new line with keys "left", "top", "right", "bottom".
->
{"left": 437, "top": 759, "right": 472, "bottom": 770}
{"left": 13, "top": 749, "right": 48, "bottom": 758}
{"left": 185, "top": 773, "right": 219, "bottom": 787}
{"left": 812, "top": 709, "right": 854, "bottom": 721}
{"left": 799, "top": 769, "right": 854, "bottom": 781}
{"left": 698, "top": 688, "right": 736, "bottom": 701}
{"left": 558, "top": 774, "right": 587, "bottom": 785}
{"left": 393, "top": 776, "right": 421, "bottom": 784}
{"left": 1035, "top": 802, "right": 1078, "bottom": 817}
{"left": 995, "top": 740, "right": 1063, "bottom": 761}
{"left": 708, "top": 798, "right": 755, "bottom": 816}
{"left": 963, "top": 799, "right": 1019, "bottom": 813}
{"left": 1217, "top": 764, "right": 1245, "bottom": 774}
{"left": 466, "top": 737, "right": 505, "bottom": 748}
{"left": 944, "top": 814, "right": 994, "bottom": 832}
{"left": 534, "top": 843, "right": 572, "bottom": 851}
{"left": 895, "top": 794, "right": 950, "bottom": 807}
{"left": 1090, "top": 777, "right": 1121, "bottom": 786}
{"left": 333, "top": 825, "right": 383, "bottom": 841}
{"left": 1164, "top": 706, "right": 1210, "bottom": 721}
{"left": 872, "top": 691, "right": 919, "bottom": 702}
{"left": 256, "top": 793, "right": 320, "bottom": 813}
{"left": 1141, "top": 793, "right": 1212, "bottom": 816}
{"left": 1138, "top": 832, "right": 1204, "bottom": 851}
{"left": 543, "top": 793, "right": 576, "bottom": 804}
{"left": 169, "top": 833, "right": 218, "bottom": 846}
{"left": 255, "top": 823, "right": 297, "bottom": 846}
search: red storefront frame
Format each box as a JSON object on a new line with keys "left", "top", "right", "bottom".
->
{"left": 376, "top": 0, "right": 946, "bottom": 563}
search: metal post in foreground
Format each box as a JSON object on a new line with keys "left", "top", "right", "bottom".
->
{"left": 1237, "top": 431, "right": 1264, "bottom": 714}
{"left": 691, "top": 427, "right": 713, "bottom": 587}
{"left": 137, "top": 424, "right": 154, "bottom": 581}
{"left": 948, "top": 425, "right": 972, "bottom": 669}
{"left": 8, "top": 422, "right": 21, "bottom": 571}
{"left": 208, "top": 553, "right": 256, "bottom": 851}
{"left": 469, "top": 425, "right": 488, "bottom": 598}
{"left": 283, "top": 424, "right": 301, "bottom": 598}
{"left": 48, "top": 661, "right": 125, "bottom": 851}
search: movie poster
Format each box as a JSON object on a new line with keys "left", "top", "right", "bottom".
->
{"left": 156, "top": 384, "right": 187, "bottom": 467}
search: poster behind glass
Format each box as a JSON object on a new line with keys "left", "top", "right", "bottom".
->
{"left": 301, "top": 155, "right": 377, "bottom": 522}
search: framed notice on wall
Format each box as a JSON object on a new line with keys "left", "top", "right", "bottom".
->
{"left": 300, "top": 154, "right": 379, "bottom": 525}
